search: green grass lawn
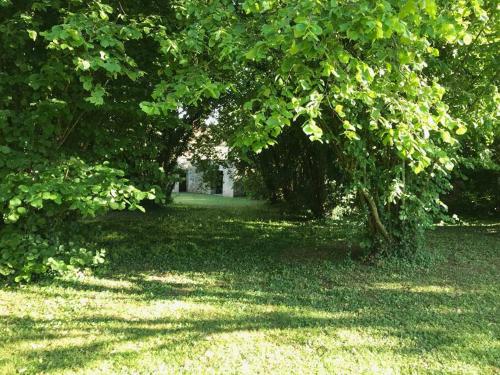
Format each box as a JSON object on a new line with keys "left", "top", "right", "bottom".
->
{"left": 1, "top": 193, "right": 499, "bottom": 374}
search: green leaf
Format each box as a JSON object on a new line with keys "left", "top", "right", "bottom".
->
{"left": 440, "top": 23, "right": 457, "bottom": 43}
{"left": 293, "top": 23, "right": 307, "bottom": 38}
{"left": 102, "top": 61, "right": 122, "bottom": 74}
{"left": 0, "top": 145, "right": 12, "bottom": 154}
{"left": 400, "top": 0, "right": 418, "bottom": 18}
{"left": 375, "top": 21, "right": 384, "bottom": 39}
{"left": 6, "top": 212, "right": 19, "bottom": 223}
{"left": 310, "top": 23, "right": 323, "bottom": 36}
{"left": 303, "top": 120, "right": 323, "bottom": 140}
{"left": 413, "top": 163, "right": 424, "bottom": 174}
{"left": 440, "top": 130, "right": 453, "bottom": 144}
{"left": 30, "top": 198, "right": 43, "bottom": 208}
{"left": 444, "top": 161, "right": 454, "bottom": 171}
{"left": 463, "top": 33, "right": 473, "bottom": 45}
{"left": 344, "top": 131, "right": 360, "bottom": 141}
{"left": 86, "top": 85, "right": 105, "bottom": 106}
{"left": 423, "top": 0, "right": 437, "bottom": 18}
{"left": 337, "top": 51, "right": 350, "bottom": 64}
{"left": 9, "top": 197, "right": 22, "bottom": 208}
{"left": 80, "top": 76, "right": 93, "bottom": 91}
{"left": 335, "top": 104, "right": 345, "bottom": 117}
{"left": 140, "top": 102, "right": 161, "bottom": 116}
{"left": 245, "top": 48, "right": 258, "bottom": 60}
{"left": 342, "top": 120, "right": 355, "bottom": 131}
{"left": 27, "top": 29, "right": 37, "bottom": 41}
{"left": 77, "top": 58, "right": 91, "bottom": 71}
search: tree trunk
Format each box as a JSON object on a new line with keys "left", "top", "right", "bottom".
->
{"left": 358, "top": 188, "right": 393, "bottom": 256}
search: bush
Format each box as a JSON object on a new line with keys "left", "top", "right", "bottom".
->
{"left": 0, "top": 230, "right": 106, "bottom": 282}
{"left": 0, "top": 158, "right": 153, "bottom": 282}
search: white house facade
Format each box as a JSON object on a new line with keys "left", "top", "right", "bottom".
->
{"left": 172, "top": 152, "right": 237, "bottom": 198}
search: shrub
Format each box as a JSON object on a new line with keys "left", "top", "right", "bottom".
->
{"left": 0, "top": 158, "right": 153, "bottom": 282}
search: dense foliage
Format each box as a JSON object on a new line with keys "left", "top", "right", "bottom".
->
{"left": 427, "top": 0, "right": 499, "bottom": 216}
{"left": 143, "top": 0, "right": 497, "bottom": 254}
{"left": 0, "top": 1, "right": 190, "bottom": 280}
{"left": 0, "top": 158, "right": 150, "bottom": 281}
{"left": 0, "top": 0, "right": 498, "bottom": 280}
{"left": 243, "top": 126, "right": 342, "bottom": 218}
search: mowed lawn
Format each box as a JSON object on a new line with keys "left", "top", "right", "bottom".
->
{"left": 1, "top": 193, "right": 499, "bottom": 374}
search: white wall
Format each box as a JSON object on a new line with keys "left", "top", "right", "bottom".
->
{"left": 173, "top": 157, "right": 236, "bottom": 197}
{"left": 222, "top": 168, "right": 234, "bottom": 197}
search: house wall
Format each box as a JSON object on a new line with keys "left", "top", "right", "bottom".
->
{"left": 173, "top": 165, "right": 235, "bottom": 197}
{"left": 222, "top": 168, "right": 234, "bottom": 197}
{"left": 187, "top": 167, "right": 211, "bottom": 194}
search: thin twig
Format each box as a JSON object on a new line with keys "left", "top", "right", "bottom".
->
{"left": 57, "top": 112, "right": 85, "bottom": 150}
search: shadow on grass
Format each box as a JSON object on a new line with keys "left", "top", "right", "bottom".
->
{"left": 3, "top": 204, "right": 499, "bottom": 373}
{"left": 3, "top": 278, "right": 498, "bottom": 374}
{"left": 94, "top": 205, "right": 364, "bottom": 275}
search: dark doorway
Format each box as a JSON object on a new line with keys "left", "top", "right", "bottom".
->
{"left": 179, "top": 170, "right": 187, "bottom": 192}
{"left": 213, "top": 170, "right": 223, "bottom": 194}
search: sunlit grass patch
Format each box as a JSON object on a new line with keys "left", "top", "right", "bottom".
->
{"left": 1, "top": 194, "right": 499, "bottom": 374}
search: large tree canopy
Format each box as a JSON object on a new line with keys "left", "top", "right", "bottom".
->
{"left": 0, "top": 0, "right": 498, "bottom": 281}
{"left": 0, "top": 0, "right": 203, "bottom": 280}
{"left": 143, "top": 0, "right": 497, "bottom": 253}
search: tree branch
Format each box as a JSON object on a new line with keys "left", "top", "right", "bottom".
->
{"left": 57, "top": 112, "right": 85, "bottom": 150}
{"left": 360, "top": 188, "right": 391, "bottom": 241}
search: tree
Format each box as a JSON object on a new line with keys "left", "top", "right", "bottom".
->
{"left": 143, "top": 0, "right": 492, "bottom": 255}
{"left": 0, "top": 0, "right": 211, "bottom": 281}
{"left": 1, "top": 0, "right": 497, "bottom": 282}
{"left": 425, "top": 0, "right": 499, "bottom": 216}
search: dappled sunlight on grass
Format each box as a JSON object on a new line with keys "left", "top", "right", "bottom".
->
{"left": 370, "top": 282, "right": 457, "bottom": 294}
{"left": 78, "top": 277, "right": 141, "bottom": 292}
{"left": 141, "top": 272, "right": 208, "bottom": 285}
{"left": 1, "top": 195, "right": 499, "bottom": 374}
{"left": 172, "top": 193, "right": 266, "bottom": 209}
